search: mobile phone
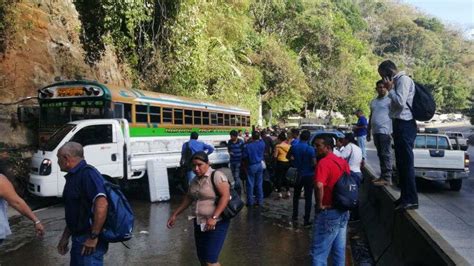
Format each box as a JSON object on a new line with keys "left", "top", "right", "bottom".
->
{"left": 200, "top": 223, "right": 206, "bottom": 232}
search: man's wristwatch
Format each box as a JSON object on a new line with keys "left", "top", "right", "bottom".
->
{"left": 90, "top": 232, "right": 99, "bottom": 240}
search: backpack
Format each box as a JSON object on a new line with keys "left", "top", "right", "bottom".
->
{"left": 80, "top": 165, "right": 134, "bottom": 243}
{"left": 101, "top": 181, "right": 135, "bottom": 242}
{"left": 210, "top": 170, "right": 244, "bottom": 219}
{"left": 405, "top": 79, "right": 436, "bottom": 121}
{"left": 179, "top": 142, "right": 193, "bottom": 170}
{"left": 331, "top": 160, "right": 359, "bottom": 211}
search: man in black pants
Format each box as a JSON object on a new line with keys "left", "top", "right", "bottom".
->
{"left": 378, "top": 60, "right": 418, "bottom": 210}
{"left": 287, "top": 130, "right": 316, "bottom": 225}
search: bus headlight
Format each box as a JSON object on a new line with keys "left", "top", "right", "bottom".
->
{"left": 39, "top": 159, "right": 52, "bottom": 176}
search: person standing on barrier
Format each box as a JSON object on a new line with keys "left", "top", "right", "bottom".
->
{"left": 378, "top": 60, "right": 418, "bottom": 210}
{"left": 367, "top": 80, "right": 393, "bottom": 186}
{"left": 181, "top": 132, "right": 215, "bottom": 184}
{"left": 243, "top": 131, "right": 265, "bottom": 207}
{"left": 288, "top": 130, "right": 316, "bottom": 226}
{"left": 312, "top": 136, "right": 350, "bottom": 266}
{"left": 227, "top": 130, "right": 244, "bottom": 196}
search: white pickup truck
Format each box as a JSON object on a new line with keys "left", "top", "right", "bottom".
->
{"left": 409, "top": 133, "right": 470, "bottom": 191}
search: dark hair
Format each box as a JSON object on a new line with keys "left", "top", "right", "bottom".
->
{"left": 378, "top": 60, "right": 397, "bottom": 75}
{"left": 190, "top": 132, "right": 199, "bottom": 140}
{"left": 343, "top": 132, "right": 357, "bottom": 144}
{"left": 191, "top": 151, "right": 209, "bottom": 163}
{"left": 300, "top": 130, "right": 311, "bottom": 141}
{"left": 277, "top": 132, "right": 287, "bottom": 141}
{"left": 376, "top": 80, "right": 384, "bottom": 86}
{"left": 315, "top": 135, "right": 334, "bottom": 149}
{"left": 252, "top": 131, "right": 260, "bottom": 140}
{"left": 230, "top": 130, "right": 238, "bottom": 137}
{"left": 290, "top": 128, "right": 300, "bottom": 137}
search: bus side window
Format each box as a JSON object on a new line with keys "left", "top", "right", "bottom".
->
{"left": 194, "top": 111, "right": 202, "bottom": 125}
{"left": 70, "top": 125, "right": 113, "bottom": 147}
{"left": 150, "top": 106, "right": 161, "bottom": 123}
{"left": 210, "top": 112, "right": 218, "bottom": 125}
{"left": 124, "top": 104, "right": 132, "bottom": 122}
{"left": 224, "top": 114, "right": 230, "bottom": 126}
{"left": 136, "top": 105, "right": 148, "bottom": 123}
{"left": 163, "top": 108, "right": 173, "bottom": 123}
{"left": 185, "top": 110, "right": 193, "bottom": 125}
{"left": 203, "top": 112, "right": 210, "bottom": 125}
{"left": 217, "top": 113, "right": 224, "bottom": 126}
{"left": 246, "top": 116, "right": 250, "bottom": 126}
{"left": 174, "top": 109, "right": 183, "bottom": 125}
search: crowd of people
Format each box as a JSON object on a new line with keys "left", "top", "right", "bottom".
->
{"left": 0, "top": 60, "right": 419, "bottom": 266}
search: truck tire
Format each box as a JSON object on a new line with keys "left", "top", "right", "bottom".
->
{"left": 449, "top": 179, "right": 462, "bottom": 191}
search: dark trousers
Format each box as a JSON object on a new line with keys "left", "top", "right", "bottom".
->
{"left": 392, "top": 119, "right": 418, "bottom": 204}
{"left": 274, "top": 161, "right": 290, "bottom": 192}
{"left": 292, "top": 175, "right": 314, "bottom": 222}
{"left": 373, "top": 133, "right": 393, "bottom": 180}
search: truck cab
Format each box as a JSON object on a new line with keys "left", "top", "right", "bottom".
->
{"left": 29, "top": 119, "right": 127, "bottom": 197}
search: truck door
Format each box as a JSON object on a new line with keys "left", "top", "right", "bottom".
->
{"left": 69, "top": 124, "right": 122, "bottom": 178}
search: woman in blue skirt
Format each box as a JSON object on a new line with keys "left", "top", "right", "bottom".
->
{"left": 167, "top": 151, "right": 231, "bottom": 266}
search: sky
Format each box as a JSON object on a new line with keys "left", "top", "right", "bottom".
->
{"left": 403, "top": 0, "right": 474, "bottom": 38}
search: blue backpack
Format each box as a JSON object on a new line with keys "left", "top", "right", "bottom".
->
{"left": 331, "top": 160, "right": 359, "bottom": 211}
{"left": 80, "top": 165, "right": 134, "bottom": 243}
{"left": 101, "top": 181, "right": 134, "bottom": 242}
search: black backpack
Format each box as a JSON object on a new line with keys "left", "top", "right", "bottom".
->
{"left": 406, "top": 80, "right": 436, "bottom": 121}
{"left": 331, "top": 160, "right": 359, "bottom": 211}
{"left": 179, "top": 142, "right": 193, "bottom": 170}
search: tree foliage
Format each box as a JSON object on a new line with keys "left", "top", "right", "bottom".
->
{"left": 71, "top": 0, "right": 473, "bottom": 124}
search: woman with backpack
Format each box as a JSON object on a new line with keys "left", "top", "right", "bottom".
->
{"left": 167, "top": 151, "right": 231, "bottom": 266}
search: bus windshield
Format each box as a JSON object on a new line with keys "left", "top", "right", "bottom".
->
{"left": 42, "top": 124, "right": 76, "bottom": 151}
{"left": 40, "top": 106, "right": 105, "bottom": 128}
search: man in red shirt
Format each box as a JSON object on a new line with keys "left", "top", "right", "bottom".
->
{"left": 312, "top": 135, "right": 350, "bottom": 266}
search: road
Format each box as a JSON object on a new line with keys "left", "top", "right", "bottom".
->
{"left": 0, "top": 193, "right": 316, "bottom": 265}
{"left": 365, "top": 124, "right": 474, "bottom": 263}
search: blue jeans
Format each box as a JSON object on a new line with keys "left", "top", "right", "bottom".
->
{"left": 246, "top": 163, "right": 263, "bottom": 205}
{"left": 312, "top": 209, "right": 349, "bottom": 266}
{"left": 186, "top": 170, "right": 195, "bottom": 184}
{"left": 393, "top": 119, "right": 418, "bottom": 204}
{"left": 70, "top": 235, "right": 108, "bottom": 266}
{"left": 230, "top": 162, "right": 242, "bottom": 195}
{"left": 357, "top": 135, "right": 367, "bottom": 159}
{"left": 373, "top": 133, "right": 392, "bottom": 180}
{"left": 194, "top": 219, "right": 230, "bottom": 264}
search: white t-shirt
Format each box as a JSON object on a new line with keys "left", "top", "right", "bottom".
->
{"left": 336, "top": 143, "right": 362, "bottom": 173}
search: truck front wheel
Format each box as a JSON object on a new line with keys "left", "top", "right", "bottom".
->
{"left": 448, "top": 179, "right": 462, "bottom": 191}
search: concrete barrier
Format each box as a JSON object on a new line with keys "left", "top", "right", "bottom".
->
{"left": 360, "top": 167, "right": 469, "bottom": 266}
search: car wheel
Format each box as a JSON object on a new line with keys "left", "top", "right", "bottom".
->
{"left": 449, "top": 179, "right": 462, "bottom": 191}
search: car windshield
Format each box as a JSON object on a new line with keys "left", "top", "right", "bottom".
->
{"left": 42, "top": 124, "right": 76, "bottom": 151}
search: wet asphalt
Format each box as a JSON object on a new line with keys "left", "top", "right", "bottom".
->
{"left": 1, "top": 192, "right": 318, "bottom": 266}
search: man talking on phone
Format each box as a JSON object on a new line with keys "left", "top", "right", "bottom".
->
{"left": 378, "top": 60, "right": 418, "bottom": 210}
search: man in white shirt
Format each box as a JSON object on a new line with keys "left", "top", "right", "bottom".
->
{"left": 335, "top": 133, "right": 363, "bottom": 182}
{"left": 368, "top": 80, "right": 393, "bottom": 186}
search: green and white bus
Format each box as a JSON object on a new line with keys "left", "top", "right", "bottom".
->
{"left": 30, "top": 80, "right": 251, "bottom": 199}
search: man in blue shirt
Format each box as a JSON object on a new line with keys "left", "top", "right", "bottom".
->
{"left": 56, "top": 142, "right": 109, "bottom": 266}
{"left": 181, "top": 132, "right": 215, "bottom": 183}
{"left": 243, "top": 131, "right": 265, "bottom": 206}
{"left": 227, "top": 130, "right": 244, "bottom": 195}
{"left": 353, "top": 110, "right": 368, "bottom": 160}
{"left": 287, "top": 130, "right": 316, "bottom": 226}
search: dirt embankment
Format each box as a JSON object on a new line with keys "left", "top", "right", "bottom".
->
{"left": 0, "top": 0, "right": 131, "bottom": 192}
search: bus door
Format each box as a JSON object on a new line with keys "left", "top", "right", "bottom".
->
{"left": 69, "top": 124, "right": 123, "bottom": 179}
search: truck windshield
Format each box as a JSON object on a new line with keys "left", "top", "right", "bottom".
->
{"left": 43, "top": 124, "right": 76, "bottom": 151}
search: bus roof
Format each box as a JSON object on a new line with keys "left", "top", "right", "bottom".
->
{"left": 41, "top": 80, "right": 250, "bottom": 115}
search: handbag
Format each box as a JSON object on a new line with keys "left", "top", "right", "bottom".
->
{"left": 210, "top": 170, "right": 244, "bottom": 219}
